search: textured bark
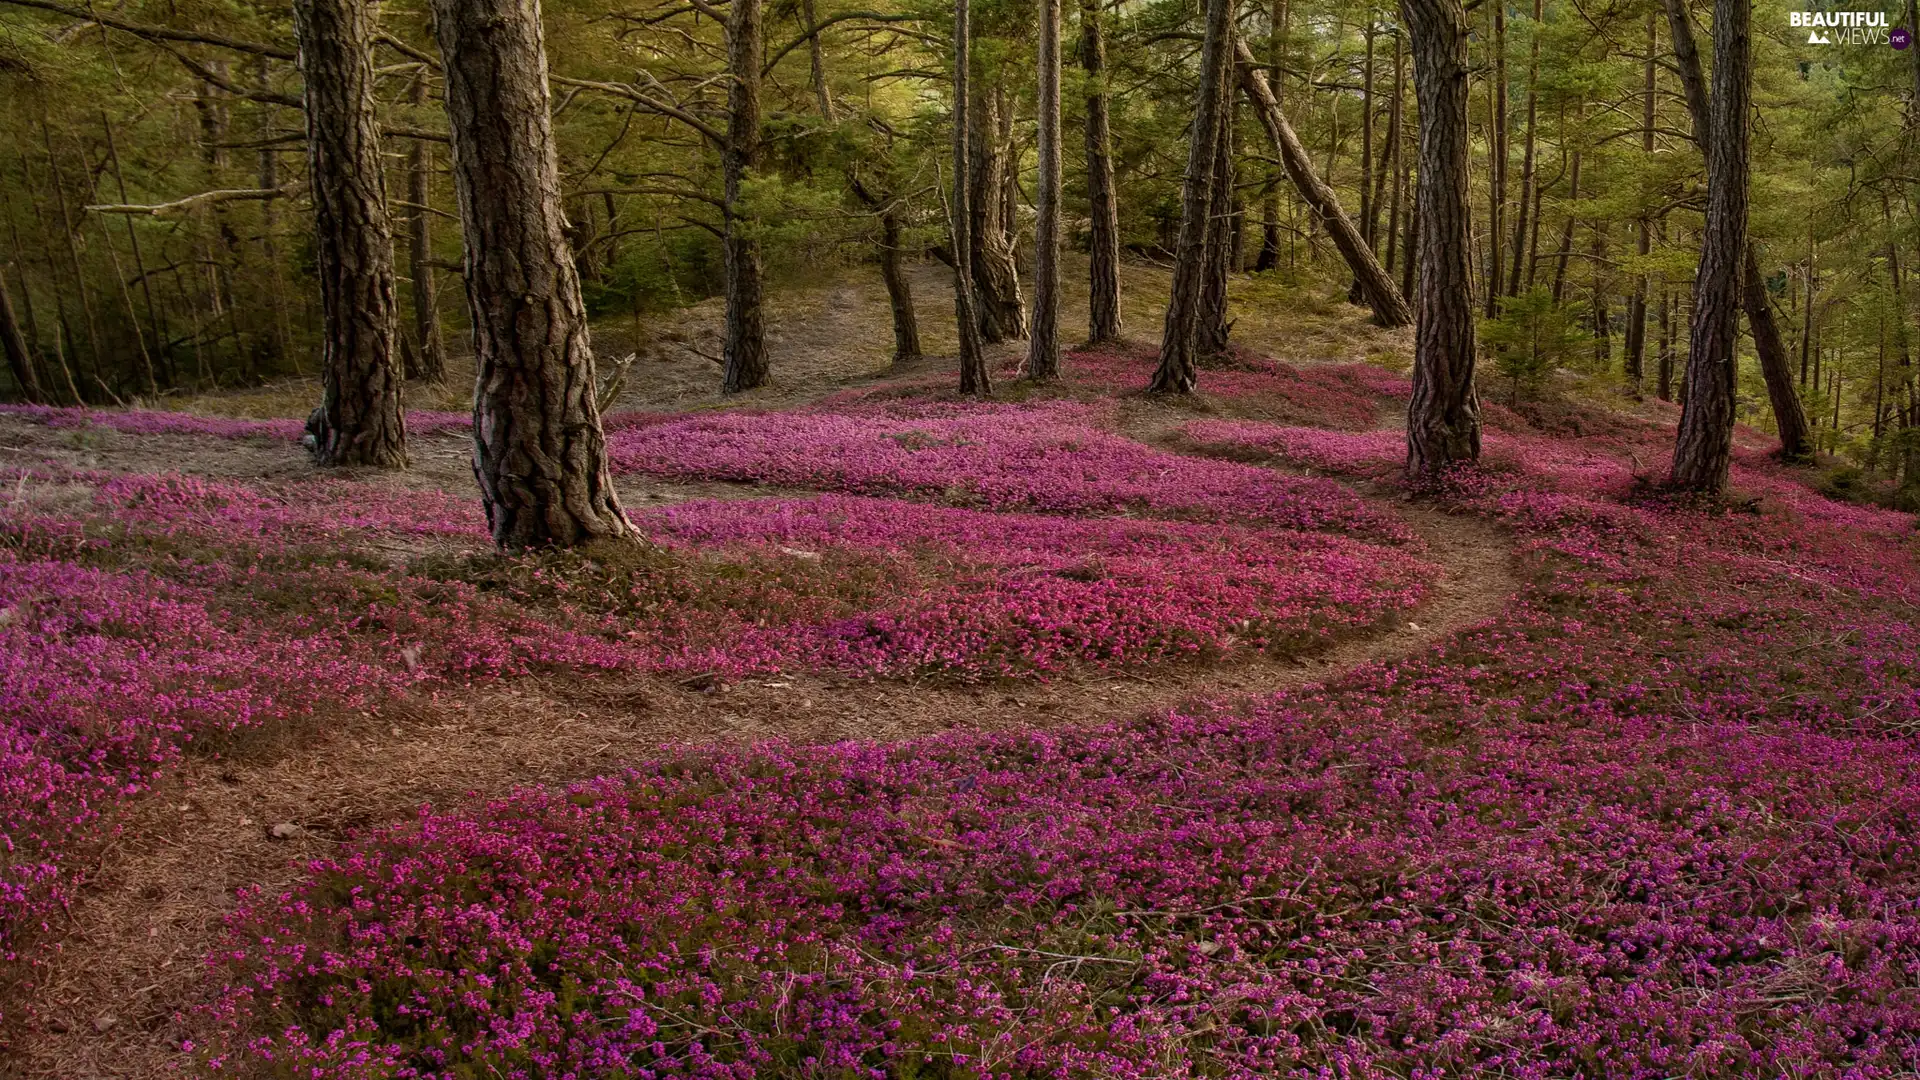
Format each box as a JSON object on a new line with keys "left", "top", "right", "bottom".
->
{"left": 1237, "top": 39, "right": 1411, "bottom": 327}
{"left": 1359, "top": 23, "right": 1377, "bottom": 248}
{"left": 0, "top": 263, "right": 44, "bottom": 403}
{"left": 429, "top": 0, "right": 634, "bottom": 548}
{"left": 1150, "top": 0, "right": 1232, "bottom": 394}
{"left": 952, "top": 0, "right": 990, "bottom": 394}
{"left": 1664, "top": 0, "right": 1810, "bottom": 463}
{"left": 1198, "top": 49, "right": 1237, "bottom": 360}
{"left": 1080, "top": 0, "right": 1123, "bottom": 344}
{"left": 1549, "top": 143, "right": 1579, "bottom": 303}
{"left": 406, "top": 75, "right": 447, "bottom": 383}
{"left": 1667, "top": 0, "right": 1747, "bottom": 493}
{"left": 968, "top": 89, "right": 1027, "bottom": 343}
{"left": 879, "top": 208, "right": 921, "bottom": 364}
{"left": 1657, "top": 286, "right": 1675, "bottom": 401}
{"left": 292, "top": 0, "right": 406, "bottom": 468}
{"left": 1400, "top": 0, "right": 1481, "bottom": 477}
{"left": 802, "top": 0, "right": 835, "bottom": 121}
{"left": 1382, "top": 31, "right": 1406, "bottom": 278}
{"left": 723, "top": 0, "right": 770, "bottom": 393}
{"left": 1255, "top": 0, "right": 1287, "bottom": 273}
{"left": 1027, "top": 0, "right": 1063, "bottom": 380}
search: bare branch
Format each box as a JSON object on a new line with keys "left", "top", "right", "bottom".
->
{"left": 0, "top": 0, "right": 294, "bottom": 58}
{"left": 87, "top": 186, "right": 297, "bottom": 216}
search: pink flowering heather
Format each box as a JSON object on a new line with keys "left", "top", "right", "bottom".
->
{"left": 607, "top": 403, "right": 1412, "bottom": 542}
{"left": 1065, "top": 343, "right": 1408, "bottom": 429}
{"left": 193, "top": 395, "right": 1920, "bottom": 1080}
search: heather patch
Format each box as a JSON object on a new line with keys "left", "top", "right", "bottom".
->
{"left": 606, "top": 404, "right": 1412, "bottom": 542}
{"left": 1065, "top": 342, "right": 1407, "bottom": 429}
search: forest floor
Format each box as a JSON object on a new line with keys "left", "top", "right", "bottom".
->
{"left": 2, "top": 266, "right": 1917, "bottom": 1079}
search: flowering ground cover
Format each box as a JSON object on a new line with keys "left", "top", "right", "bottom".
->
{"left": 0, "top": 399, "right": 1436, "bottom": 990}
{"left": 181, "top": 395, "right": 1920, "bottom": 1078}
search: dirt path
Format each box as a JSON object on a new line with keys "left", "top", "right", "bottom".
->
{"left": 3, "top": 284, "right": 1511, "bottom": 1080}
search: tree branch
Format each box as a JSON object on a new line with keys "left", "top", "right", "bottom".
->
{"left": 0, "top": 0, "right": 294, "bottom": 58}
{"left": 86, "top": 186, "right": 298, "bottom": 216}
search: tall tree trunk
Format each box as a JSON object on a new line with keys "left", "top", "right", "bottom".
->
{"left": 723, "top": 0, "right": 770, "bottom": 393}
{"left": 1237, "top": 39, "right": 1411, "bottom": 327}
{"left": 1150, "top": 0, "right": 1233, "bottom": 393}
{"left": 406, "top": 74, "right": 447, "bottom": 382}
{"left": 1359, "top": 22, "right": 1377, "bottom": 248}
{"left": 1664, "top": 0, "right": 1810, "bottom": 462}
{"left": 880, "top": 206, "right": 921, "bottom": 363}
{"left": 292, "top": 0, "right": 406, "bottom": 468}
{"left": 0, "top": 263, "right": 44, "bottom": 403}
{"left": 802, "top": 0, "right": 835, "bottom": 121}
{"left": 1381, "top": 30, "right": 1406, "bottom": 277}
{"left": 968, "top": 88, "right": 1027, "bottom": 342}
{"left": 1400, "top": 0, "right": 1481, "bottom": 477}
{"left": 1504, "top": 0, "right": 1540, "bottom": 298}
{"left": 100, "top": 113, "right": 162, "bottom": 396}
{"left": 1028, "top": 0, "right": 1063, "bottom": 379}
{"left": 429, "top": 0, "right": 634, "bottom": 547}
{"left": 1199, "top": 40, "right": 1238, "bottom": 359}
{"left": 1255, "top": 0, "right": 1288, "bottom": 271}
{"left": 953, "top": 0, "right": 991, "bottom": 394}
{"left": 1622, "top": 9, "right": 1655, "bottom": 392}
{"left": 1550, "top": 142, "right": 1580, "bottom": 303}
{"left": 1667, "top": 0, "right": 1748, "bottom": 493}
{"left": 254, "top": 56, "right": 291, "bottom": 378}
{"left": 1484, "top": 0, "right": 1506, "bottom": 317}
{"left": 1657, "top": 283, "right": 1675, "bottom": 401}
{"left": 1081, "top": 0, "right": 1123, "bottom": 343}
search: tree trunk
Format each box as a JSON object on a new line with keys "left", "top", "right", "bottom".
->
{"left": 1255, "top": 0, "right": 1288, "bottom": 272}
{"left": 953, "top": 0, "right": 990, "bottom": 394}
{"left": 1667, "top": 0, "right": 1747, "bottom": 493}
{"left": 1028, "top": 0, "right": 1063, "bottom": 379}
{"left": 1622, "top": 10, "right": 1655, "bottom": 392}
{"left": 1657, "top": 284, "right": 1675, "bottom": 401}
{"left": 1382, "top": 30, "right": 1406, "bottom": 278}
{"left": 723, "top": 0, "right": 770, "bottom": 393}
{"left": 1550, "top": 143, "right": 1580, "bottom": 303}
{"left": 429, "top": 0, "right": 634, "bottom": 547}
{"left": 1198, "top": 40, "right": 1237, "bottom": 359}
{"left": 1504, "top": 0, "right": 1540, "bottom": 299}
{"left": 1237, "top": 39, "right": 1411, "bottom": 327}
{"left": 968, "top": 88, "right": 1027, "bottom": 343}
{"left": 802, "top": 0, "right": 836, "bottom": 121}
{"left": 879, "top": 207, "right": 920, "bottom": 364}
{"left": 1664, "top": 0, "right": 1810, "bottom": 462}
{"left": 1359, "top": 22, "right": 1377, "bottom": 248}
{"left": 1484, "top": 1, "right": 1505, "bottom": 317}
{"left": 1150, "top": 0, "right": 1232, "bottom": 393}
{"left": 1400, "top": 0, "right": 1481, "bottom": 477}
{"left": 406, "top": 74, "right": 447, "bottom": 382}
{"left": 1081, "top": 0, "right": 1123, "bottom": 343}
{"left": 292, "top": 0, "right": 406, "bottom": 468}
{"left": 0, "top": 263, "right": 44, "bottom": 403}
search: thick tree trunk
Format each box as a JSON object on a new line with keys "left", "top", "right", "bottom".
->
{"left": 0, "top": 263, "right": 44, "bottom": 403}
{"left": 1150, "top": 0, "right": 1232, "bottom": 393}
{"left": 1237, "top": 39, "right": 1411, "bottom": 327}
{"left": 1664, "top": 0, "right": 1810, "bottom": 462}
{"left": 1028, "top": 0, "right": 1063, "bottom": 379}
{"left": 953, "top": 0, "right": 990, "bottom": 394}
{"left": 1400, "top": 0, "right": 1481, "bottom": 477}
{"left": 723, "top": 0, "right": 770, "bottom": 393}
{"left": 292, "top": 0, "right": 406, "bottom": 468}
{"left": 429, "top": 0, "right": 633, "bottom": 547}
{"left": 879, "top": 207, "right": 921, "bottom": 364}
{"left": 406, "top": 75, "right": 447, "bottom": 383}
{"left": 968, "top": 89, "right": 1027, "bottom": 343}
{"left": 1198, "top": 42, "right": 1237, "bottom": 359}
{"left": 1081, "top": 0, "right": 1123, "bottom": 343}
{"left": 1668, "top": 0, "right": 1747, "bottom": 493}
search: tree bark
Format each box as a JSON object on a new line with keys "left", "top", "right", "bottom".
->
{"left": 723, "top": 0, "right": 770, "bottom": 393}
{"left": 1400, "top": 0, "right": 1481, "bottom": 477}
{"left": 953, "top": 0, "right": 990, "bottom": 394}
{"left": 1484, "top": 0, "right": 1506, "bottom": 316}
{"left": 1237, "top": 39, "right": 1411, "bottom": 327}
{"left": 1081, "top": 0, "right": 1123, "bottom": 343}
{"left": 406, "top": 74, "right": 447, "bottom": 382}
{"left": 1255, "top": 0, "right": 1287, "bottom": 271}
{"left": 802, "top": 0, "right": 836, "bottom": 121}
{"left": 1198, "top": 38, "right": 1237, "bottom": 359}
{"left": 1382, "top": 30, "right": 1406, "bottom": 279}
{"left": 1150, "top": 0, "right": 1232, "bottom": 393}
{"left": 1027, "top": 0, "right": 1063, "bottom": 379}
{"left": 429, "top": 0, "right": 634, "bottom": 547}
{"left": 1667, "top": 0, "right": 1747, "bottom": 492}
{"left": 1664, "top": 0, "right": 1811, "bottom": 462}
{"left": 968, "top": 88, "right": 1027, "bottom": 343}
{"left": 0, "top": 263, "right": 44, "bottom": 403}
{"left": 292, "top": 0, "right": 406, "bottom": 468}
{"left": 1622, "top": 9, "right": 1654, "bottom": 392}
{"left": 880, "top": 206, "right": 921, "bottom": 363}
{"left": 1504, "top": 0, "right": 1540, "bottom": 299}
